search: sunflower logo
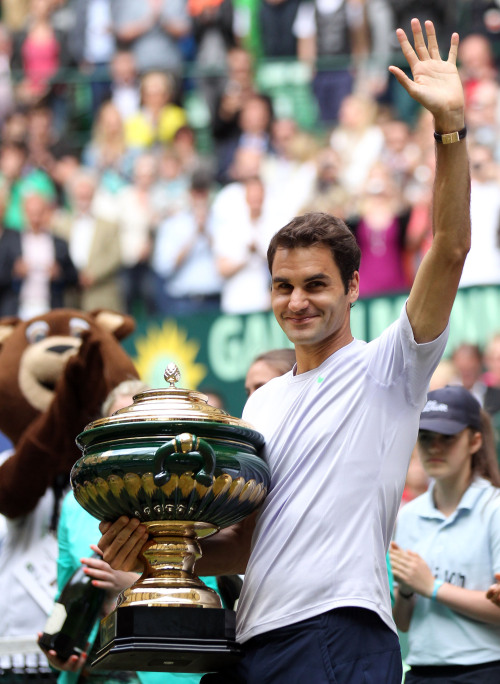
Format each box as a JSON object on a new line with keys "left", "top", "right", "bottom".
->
{"left": 133, "top": 320, "right": 207, "bottom": 389}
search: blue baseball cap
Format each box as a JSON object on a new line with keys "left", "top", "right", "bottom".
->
{"left": 419, "top": 386, "right": 482, "bottom": 435}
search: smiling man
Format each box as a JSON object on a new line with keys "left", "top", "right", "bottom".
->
{"left": 99, "top": 19, "right": 471, "bottom": 684}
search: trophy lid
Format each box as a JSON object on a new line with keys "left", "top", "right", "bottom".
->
{"left": 81, "top": 363, "right": 264, "bottom": 446}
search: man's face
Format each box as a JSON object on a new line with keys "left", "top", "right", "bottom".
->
{"left": 24, "top": 193, "right": 49, "bottom": 231}
{"left": 486, "top": 340, "right": 500, "bottom": 385}
{"left": 452, "top": 348, "right": 481, "bottom": 389}
{"left": 0, "top": 147, "right": 25, "bottom": 180}
{"left": 73, "top": 178, "right": 95, "bottom": 212}
{"left": 271, "top": 245, "right": 359, "bottom": 350}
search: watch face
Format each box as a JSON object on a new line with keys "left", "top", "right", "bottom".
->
{"left": 434, "top": 128, "right": 466, "bottom": 144}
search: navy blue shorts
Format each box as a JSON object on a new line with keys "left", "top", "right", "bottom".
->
{"left": 405, "top": 660, "right": 500, "bottom": 683}
{"left": 201, "top": 607, "right": 402, "bottom": 684}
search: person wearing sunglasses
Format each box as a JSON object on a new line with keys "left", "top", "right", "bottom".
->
{"left": 389, "top": 385, "right": 500, "bottom": 683}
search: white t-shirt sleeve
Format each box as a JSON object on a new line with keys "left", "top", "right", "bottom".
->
{"left": 366, "top": 303, "right": 449, "bottom": 408}
{"left": 292, "top": 2, "right": 316, "bottom": 39}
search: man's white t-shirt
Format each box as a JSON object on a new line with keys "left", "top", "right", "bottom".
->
{"left": 237, "top": 305, "right": 448, "bottom": 643}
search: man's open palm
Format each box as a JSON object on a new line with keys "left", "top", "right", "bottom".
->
{"left": 389, "top": 19, "right": 464, "bottom": 124}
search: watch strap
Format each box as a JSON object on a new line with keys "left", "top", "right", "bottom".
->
{"left": 433, "top": 127, "right": 467, "bottom": 144}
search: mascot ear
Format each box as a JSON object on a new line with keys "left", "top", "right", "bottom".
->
{"left": 0, "top": 317, "right": 20, "bottom": 350}
{"left": 90, "top": 310, "right": 136, "bottom": 341}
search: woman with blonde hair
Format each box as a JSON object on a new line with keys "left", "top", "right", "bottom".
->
{"left": 82, "top": 101, "right": 131, "bottom": 189}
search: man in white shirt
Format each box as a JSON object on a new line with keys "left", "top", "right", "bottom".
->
{"left": 212, "top": 175, "right": 283, "bottom": 315}
{"left": 98, "top": 20, "right": 471, "bottom": 683}
{"left": 12, "top": 190, "right": 78, "bottom": 319}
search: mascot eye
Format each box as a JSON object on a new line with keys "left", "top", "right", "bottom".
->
{"left": 70, "top": 317, "right": 90, "bottom": 338}
{"left": 26, "top": 320, "right": 50, "bottom": 344}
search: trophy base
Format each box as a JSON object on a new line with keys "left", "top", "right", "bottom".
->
{"left": 91, "top": 606, "right": 241, "bottom": 673}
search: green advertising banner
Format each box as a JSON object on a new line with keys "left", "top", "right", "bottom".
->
{"left": 122, "top": 285, "right": 500, "bottom": 417}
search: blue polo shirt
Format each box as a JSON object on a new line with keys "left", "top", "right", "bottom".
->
{"left": 394, "top": 478, "right": 500, "bottom": 666}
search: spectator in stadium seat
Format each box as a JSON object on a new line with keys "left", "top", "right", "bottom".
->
{"left": 124, "top": 70, "right": 188, "bottom": 150}
{"left": 10, "top": 0, "right": 70, "bottom": 109}
{"left": 212, "top": 46, "right": 257, "bottom": 147}
{"left": 189, "top": 0, "right": 236, "bottom": 122}
{"left": 216, "top": 92, "right": 274, "bottom": 185}
{"left": 459, "top": 143, "right": 500, "bottom": 288}
{"left": 152, "top": 167, "right": 222, "bottom": 316}
{"left": 68, "top": 0, "right": 116, "bottom": 116}
{"left": 82, "top": 100, "right": 132, "bottom": 192}
{"left": 8, "top": 188, "right": 78, "bottom": 319}
{"left": 212, "top": 174, "right": 291, "bottom": 314}
{"left": 109, "top": 49, "right": 141, "bottom": 121}
{"left": 110, "top": 0, "right": 191, "bottom": 78}
{"left": 0, "top": 139, "right": 56, "bottom": 232}
{"left": 452, "top": 343, "right": 488, "bottom": 406}
{"left": 0, "top": 24, "right": 15, "bottom": 128}
{"left": 114, "top": 152, "right": 159, "bottom": 315}
{"left": 51, "top": 168, "right": 124, "bottom": 313}
{"left": 293, "top": 0, "right": 371, "bottom": 123}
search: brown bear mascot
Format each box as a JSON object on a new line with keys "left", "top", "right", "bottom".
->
{"left": 0, "top": 309, "right": 138, "bottom": 675}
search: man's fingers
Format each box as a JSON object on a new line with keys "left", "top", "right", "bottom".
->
{"left": 115, "top": 530, "right": 150, "bottom": 572}
{"left": 394, "top": 28, "right": 418, "bottom": 70}
{"left": 98, "top": 517, "right": 138, "bottom": 551}
{"left": 447, "top": 32, "right": 459, "bottom": 65}
{"left": 411, "top": 18, "right": 430, "bottom": 61}
{"left": 98, "top": 517, "right": 148, "bottom": 571}
{"left": 104, "top": 526, "right": 148, "bottom": 571}
{"left": 424, "top": 21, "right": 440, "bottom": 60}
{"left": 387, "top": 66, "right": 414, "bottom": 96}
{"left": 99, "top": 520, "right": 112, "bottom": 534}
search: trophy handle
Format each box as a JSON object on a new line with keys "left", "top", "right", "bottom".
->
{"left": 153, "top": 433, "right": 216, "bottom": 487}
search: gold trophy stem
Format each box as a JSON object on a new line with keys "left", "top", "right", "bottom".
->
{"left": 117, "top": 521, "right": 222, "bottom": 609}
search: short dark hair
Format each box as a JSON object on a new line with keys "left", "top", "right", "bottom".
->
{"left": 1, "top": 139, "right": 28, "bottom": 157}
{"left": 190, "top": 166, "right": 213, "bottom": 192}
{"left": 267, "top": 212, "right": 361, "bottom": 293}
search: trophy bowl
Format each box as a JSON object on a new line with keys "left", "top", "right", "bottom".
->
{"left": 70, "top": 364, "right": 269, "bottom": 673}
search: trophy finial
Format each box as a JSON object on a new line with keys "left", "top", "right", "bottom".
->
{"left": 164, "top": 363, "right": 181, "bottom": 388}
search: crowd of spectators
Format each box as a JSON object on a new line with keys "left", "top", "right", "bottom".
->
{"left": 1, "top": 5, "right": 500, "bottom": 678}
{"left": 0, "top": 0, "right": 499, "bottom": 321}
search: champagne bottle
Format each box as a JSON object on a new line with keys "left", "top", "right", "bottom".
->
{"left": 38, "top": 553, "right": 107, "bottom": 661}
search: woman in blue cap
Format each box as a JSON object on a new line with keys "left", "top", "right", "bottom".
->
{"left": 389, "top": 385, "right": 500, "bottom": 683}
